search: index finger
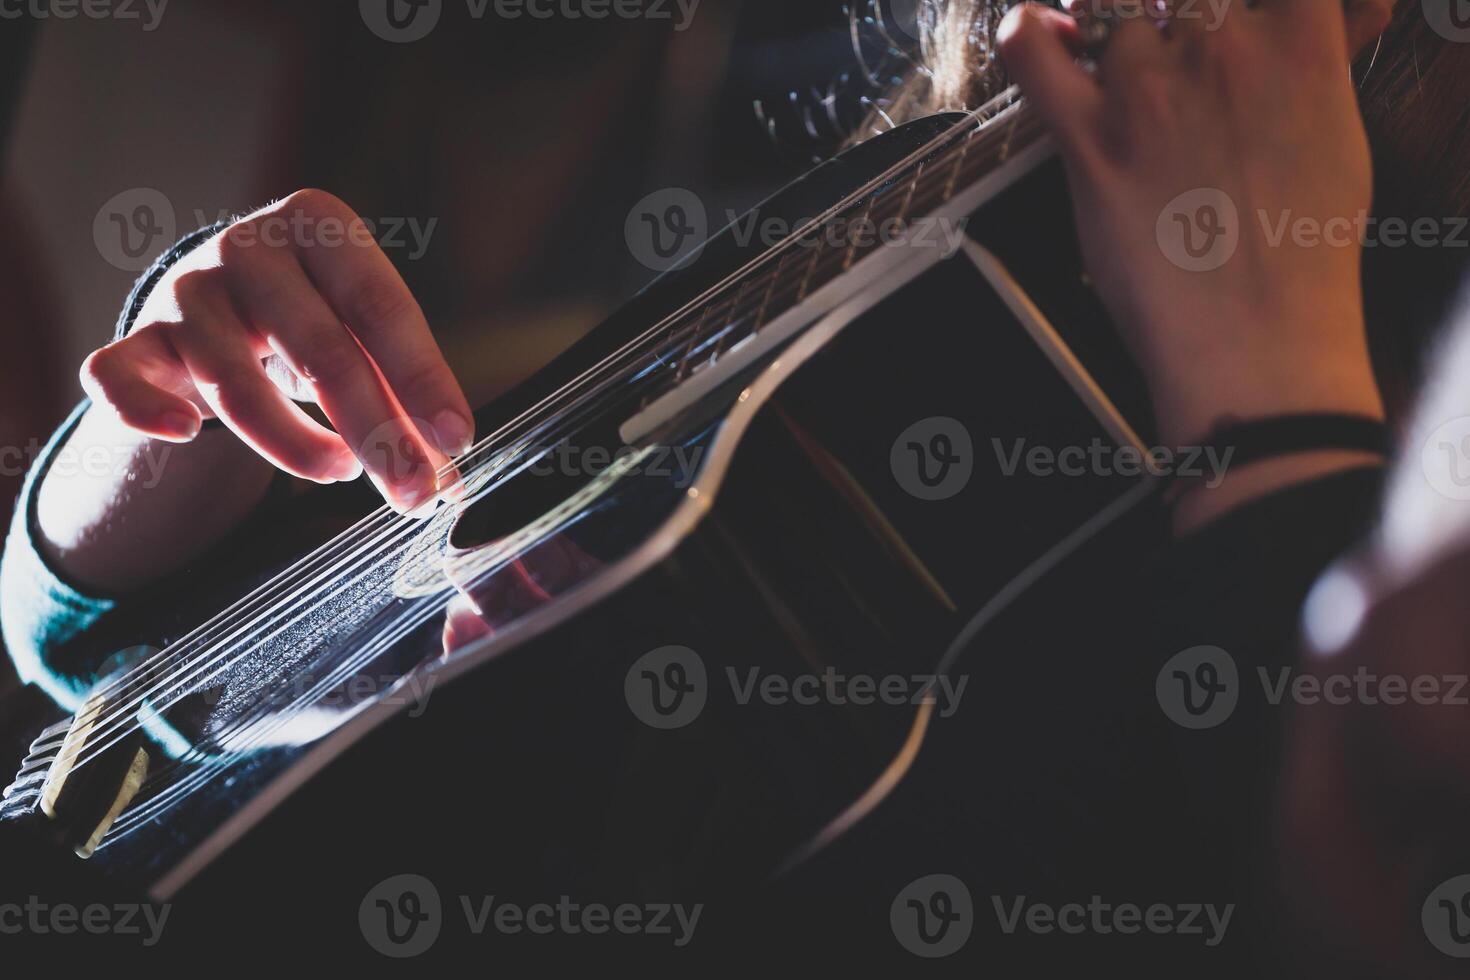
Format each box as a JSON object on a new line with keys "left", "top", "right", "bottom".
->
{"left": 277, "top": 189, "right": 476, "bottom": 456}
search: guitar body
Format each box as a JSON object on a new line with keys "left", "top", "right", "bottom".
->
{"left": 1, "top": 101, "right": 1164, "bottom": 954}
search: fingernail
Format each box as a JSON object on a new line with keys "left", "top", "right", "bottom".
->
{"left": 162, "top": 412, "right": 202, "bottom": 440}
{"left": 432, "top": 411, "right": 475, "bottom": 456}
{"left": 329, "top": 452, "right": 364, "bottom": 482}
{"left": 372, "top": 471, "right": 439, "bottom": 517}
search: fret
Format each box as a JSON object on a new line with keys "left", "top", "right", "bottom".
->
{"left": 941, "top": 125, "right": 975, "bottom": 203}
{"left": 752, "top": 253, "right": 787, "bottom": 331}
{"left": 896, "top": 160, "right": 924, "bottom": 232}
{"left": 711, "top": 278, "right": 755, "bottom": 364}
{"left": 658, "top": 96, "right": 1043, "bottom": 393}
{"left": 842, "top": 196, "right": 876, "bottom": 272}
{"left": 796, "top": 235, "right": 824, "bottom": 303}
{"left": 674, "top": 304, "right": 714, "bottom": 382}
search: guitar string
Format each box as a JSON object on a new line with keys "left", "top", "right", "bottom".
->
{"left": 107, "top": 503, "right": 597, "bottom": 839}
{"left": 37, "top": 99, "right": 1046, "bottom": 787}
{"left": 41, "top": 91, "right": 1042, "bottom": 780}
{"left": 65, "top": 91, "right": 1034, "bottom": 728}
{"left": 43, "top": 108, "right": 1033, "bottom": 781}
{"left": 110, "top": 460, "right": 628, "bottom": 833}
{"left": 46, "top": 148, "right": 970, "bottom": 770}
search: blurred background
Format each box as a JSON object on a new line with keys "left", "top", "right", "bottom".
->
{"left": 0, "top": 0, "right": 913, "bottom": 694}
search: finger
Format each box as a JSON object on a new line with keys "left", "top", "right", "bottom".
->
{"left": 1089, "top": 0, "right": 1173, "bottom": 76}
{"left": 272, "top": 190, "right": 475, "bottom": 457}
{"left": 1160, "top": 0, "right": 1246, "bottom": 45}
{"left": 224, "top": 246, "right": 444, "bottom": 509}
{"left": 999, "top": 3, "right": 1104, "bottom": 161}
{"left": 442, "top": 593, "right": 493, "bottom": 654}
{"left": 165, "top": 294, "right": 363, "bottom": 484}
{"left": 80, "top": 332, "right": 205, "bottom": 443}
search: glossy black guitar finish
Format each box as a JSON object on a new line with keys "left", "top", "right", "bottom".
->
{"left": 1, "top": 95, "right": 1165, "bottom": 921}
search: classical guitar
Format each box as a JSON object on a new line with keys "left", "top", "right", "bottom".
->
{"left": 1, "top": 87, "right": 1161, "bottom": 905}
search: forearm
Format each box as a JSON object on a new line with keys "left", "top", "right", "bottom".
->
{"left": 33, "top": 405, "right": 277, "bottom": 594}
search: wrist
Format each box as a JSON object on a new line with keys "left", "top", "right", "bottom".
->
{"left": 1149, "top": 348, "right": 1384, "bottom": 450}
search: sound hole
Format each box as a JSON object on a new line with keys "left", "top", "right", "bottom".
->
{"left": 448, "top": 439, "right": 606, "bottom": 552}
